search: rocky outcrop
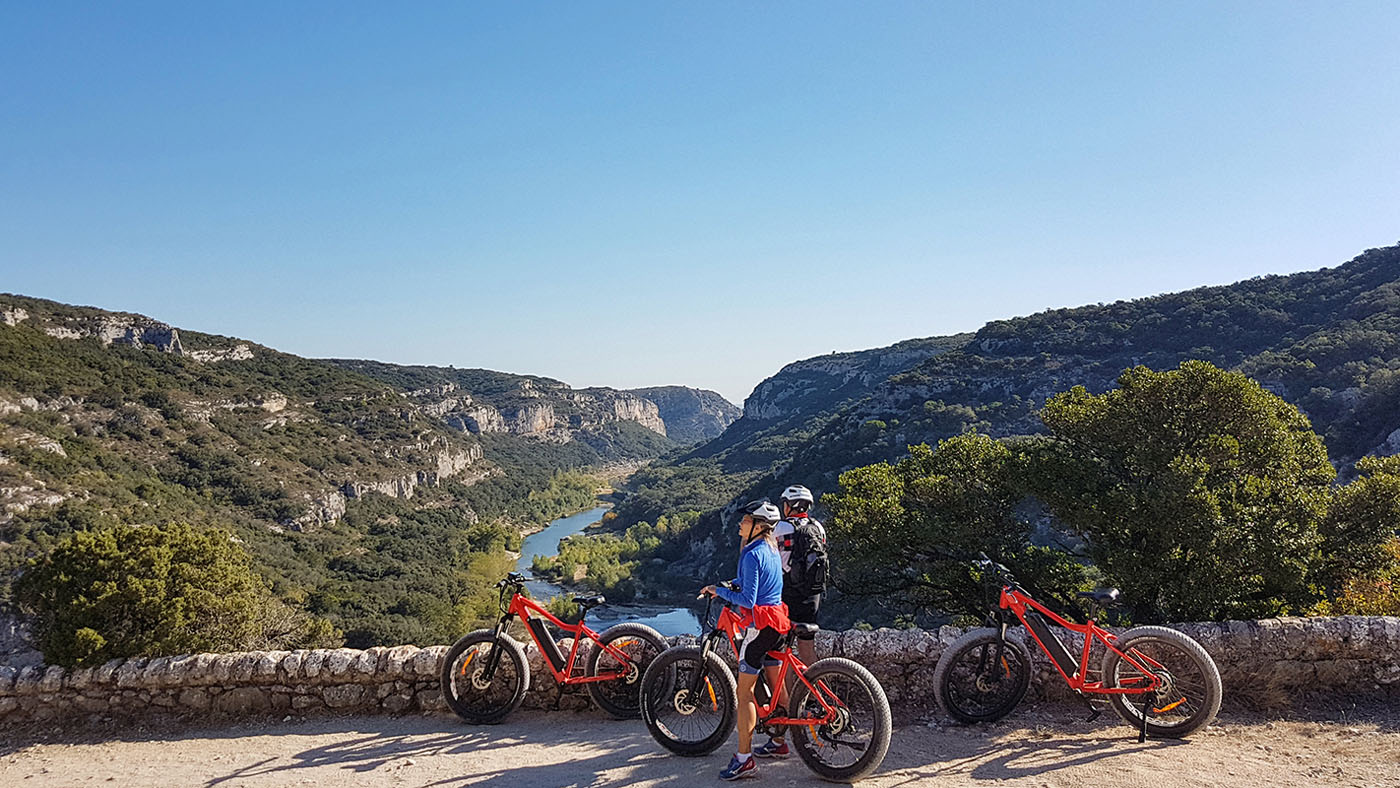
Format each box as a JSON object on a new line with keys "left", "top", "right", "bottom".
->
{"left": 1, "top": 307, "right": 28, "bottom": 326}
{"left": 290, "top": 491, "right": 348, "bottom": 532}
{"left": 742, "top": 335, "right": 971, "bottom": 422}
{"left": 187, "top": 344, "right": 254, "bottom": 363}
{"left": 606, "top": 393, "right": 667, "bottom": 436}
{"left": 38, "top": 315, "right": 184, "bottom": 354}
{"left": 1, "top": 616, "right": 1396, "bottom": 725}
{"left": 447, "top": 406, "right": 506, "bottom": 434}
{"left": 508, "top": 403, "right": 557, "bottom": 434}
{"left": 628, "top": 386, "right": 741, "bottom": 444}
{"left": 340, "top": 446, "right": 485, "bottom": 502}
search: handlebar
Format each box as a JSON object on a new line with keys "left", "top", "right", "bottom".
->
{"left": 496, "top": 571, "right": 526, "bottom": 589}
{"left": 973, "top": 552, "right": 1015, "bottom": 584}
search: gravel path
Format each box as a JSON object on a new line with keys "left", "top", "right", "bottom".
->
{"left": 2, "top": 707, "right": 1396, "bottom": 787}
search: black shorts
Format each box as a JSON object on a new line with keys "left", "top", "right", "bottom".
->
{"left": 784, "top": 593, "right": 821, "bottom": 638}
{"left": 738, "top": 626, "right": 783, "bottom": 674}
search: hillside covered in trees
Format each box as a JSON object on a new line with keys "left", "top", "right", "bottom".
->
{"left": 0, "top": 294, "right": 727, "bottom": 655}
{"left": 594, "top": 245, "right": 1400, "bottom": 616}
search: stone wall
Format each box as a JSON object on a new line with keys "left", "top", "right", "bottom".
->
{"left": 2, "top": 617, "right": 1396, "bottom": 726}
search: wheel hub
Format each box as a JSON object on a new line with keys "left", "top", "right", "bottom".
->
{"left": 470, "top": 669, "right": 492, "bottom": 691}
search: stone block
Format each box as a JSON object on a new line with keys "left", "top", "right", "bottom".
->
{"left": 14, "top": 666, "right": 43, "bottom": 695}
{"left": 179, "top": 688, "right": 211, "bottom": 711}
{"left": 291, "top": 694, "right": 322, "bottom": 710}
{"left": 351, "top": 649, "right": 379, "bottom": 681}
{"left": 0, "top": 665, "right": 17, "bottom": 693}
{"left": 210, "top": 653, "right": 239, "bottom": 683}
{"left": 279, "top": 650, "right": 306, "bottom": 680}
{"left": 214, "top": 687, "right": 270, "bottom": 715}
{"left": 93, "top": 659, "right": 124, "bottom": 685}
{"left": 303, "top": 650, "right": 328, "bottom": 680}
{"left": 383, "top": 645, "right": 419, "bottom": 679}
{"left": 39, "top": 666, "right": 65, "bottom": 693}
{"left": 255, "top": 651, "right": 288, "bottom": 680}
{"left": 230, "top": 653, "right": 258, "bottom": 682}
{"left": 323, "top": 684, "right": 365, "bottom": 708}
{"left": 408, "top": 646, "right": 446, "bottom": 678}
{"left": 141, "top": 657, "right": 172, "bottom": 688}
{"left": 325, "top": 649, "right": 357, "bottom": 678}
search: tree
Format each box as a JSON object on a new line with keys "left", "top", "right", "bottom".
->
{"left": 15, "top": 521, "right": 339, "bottom": 667}
{"left": 826, "top": 433, "right": 1086, "bottom": 622}
{"left": 1032, "top": 361, "right": 1339, "bottom": 622}
{"left": 1313, "top": 455, "right": 1400, "bottom": 614}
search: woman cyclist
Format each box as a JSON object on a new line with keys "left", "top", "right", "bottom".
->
{"left": 700, "top": 499, "right": 791, "bottom": 781}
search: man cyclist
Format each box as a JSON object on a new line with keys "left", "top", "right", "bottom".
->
{"left": 753, "top": 484, "right": 828, "bottom": 759}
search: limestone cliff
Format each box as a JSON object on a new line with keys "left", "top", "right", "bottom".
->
{"left": 627, "top": 386, "right": 740, "bottom": 444}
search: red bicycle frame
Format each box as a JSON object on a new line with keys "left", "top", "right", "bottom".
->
{"left": 999, "top": 585, "right": 1164, "bottom": 698}
{"left": 476, "top": 592, "right": 637, "bottom": 686}
{"left": 709, "top": 604, "right": 841, "bottom": 728}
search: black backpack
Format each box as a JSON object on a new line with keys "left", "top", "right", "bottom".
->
{"left": 788, "top": 517, "right": 829, "bottom": 598}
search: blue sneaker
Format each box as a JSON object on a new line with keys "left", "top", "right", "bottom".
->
{"left": 719, "top": 754, "right": 758, "bottom": 780}
{"left": 754, "top": 737, "right": 789, "bottom": 758}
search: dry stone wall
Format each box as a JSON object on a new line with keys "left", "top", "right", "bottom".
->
{"left": 1, "top": 617, "right": 1396, "bottom": 727}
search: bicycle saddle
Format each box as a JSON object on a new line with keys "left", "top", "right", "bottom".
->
{"left": 1077, "top": 588, "right": 1120, "bottom": 604}
{"left": 573, "top": 594, "right": 606, "bottom": 609}
{"left": 790, "top": 622, "right": 820, "bottom": 637}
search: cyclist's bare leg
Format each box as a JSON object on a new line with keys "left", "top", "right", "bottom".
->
{"left": 764, "top": 662, "right": 786, "bottom": 743}
{"left": 736, "top": 672, "right": 759, "bottom": 755}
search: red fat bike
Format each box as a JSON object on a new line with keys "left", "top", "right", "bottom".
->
{"left": 440, "top": 572, "right": 667, "bottom": 723}
{"left": 640, "top": 582, "right": 892, "bottom": 783}
{"left": 933, "top": 554, "right": 1222, "bottom": 740}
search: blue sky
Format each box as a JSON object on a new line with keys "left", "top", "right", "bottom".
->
{"left": 2, "top": 2, "right": 1397, "bottom": 405}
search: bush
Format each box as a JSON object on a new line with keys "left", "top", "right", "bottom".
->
{"left": 825, "top": 433, "right": 1087, "bottom": 622}
{"left": 14, "top": 521, "right": 340, "bottom": 666}
{"left": 1032, "top": 361, "right": 1340, "bottom": 621}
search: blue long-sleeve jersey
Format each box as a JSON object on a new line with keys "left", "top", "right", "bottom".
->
{"left": 715, "top": 539, "right": 784, "bottom": 611}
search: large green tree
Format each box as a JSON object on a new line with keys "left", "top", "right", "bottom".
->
{"left": 826, "top": 433, "right": 1086, "bottom": 622}
{"left": 15, "top": 521, "right": 339, "bottom": 667}
{"left": 1032, "top": 361, "right": 1339, "bottom": 621}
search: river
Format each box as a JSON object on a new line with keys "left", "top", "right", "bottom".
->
{"left": 515, "top": 505, "right": 700, "bottom": 637}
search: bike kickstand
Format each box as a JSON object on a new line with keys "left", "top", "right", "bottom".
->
{"left": 1137, "top": 695, "right": 1151, "bottom": 743}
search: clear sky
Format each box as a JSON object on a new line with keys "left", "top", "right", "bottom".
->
{"left": 3, "top": 2, "right": 1397, "bottom": 405}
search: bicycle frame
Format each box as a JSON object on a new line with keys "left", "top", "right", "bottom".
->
{"left": 478, "top": 586, "right": 637, "bottom": 686}
{"left": 693, "top": 601, "right": 842, "bottom": 728}
{"left": 998, "top": 584, "right": 1163, "bottom": 697}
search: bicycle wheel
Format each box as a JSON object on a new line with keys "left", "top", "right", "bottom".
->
{"left": 440, "top": 629, "right": 530, "bottom": 724}
{"left": 933, "top": 628, "right": 1033, "bottom": 724}
{"left": 584, "top": 622, "right": 668, "bottom": 719}
{"left": 787, "top": 657, "right": 892, "bottom": 783}
{"left": 1102, "top": 625, "right": 1222, "bottom": 738}
{"left": 639, "top": 646, "right": 737, "bottom": 757}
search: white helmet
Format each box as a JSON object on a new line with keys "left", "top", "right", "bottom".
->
{"left": 739, "top": 499, "right": 782, "bottom": 524}
{"left": 780, "top": 485, "right": 814, "bottom": 504}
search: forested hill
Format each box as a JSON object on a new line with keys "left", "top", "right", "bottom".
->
{"left": 603, "top": 245, "right": 1400, "bottom": 596}
{"left": 0, "top": 294, "right": 713, "bottom": 647}
{"left": 768, "top": 243, "right": 1400, "bottom": 492}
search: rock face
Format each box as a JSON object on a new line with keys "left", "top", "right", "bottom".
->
{"left": 40, "top": 315, "right": 184, "bottom": 353}
{"left": 508, "top": 403, "right": 557, "bottom": 434}
{"left": 628, "top": 386, "right": 741, "bottom": 444}
{"left": 1, "top": 616, "right": 1396, "bottom": 725}
{"left": 742, "top": 336, "right": 972, "bottom": 423}
{"left": 340, "top": 445, "right": 484, "bottom": 502}
{"left": 187, "top": 344, "right": 254, "bottom": 363}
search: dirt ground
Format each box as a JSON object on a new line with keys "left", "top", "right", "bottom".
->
{"left": 2, "top": 704, "right": 1397, "bottom": 788}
